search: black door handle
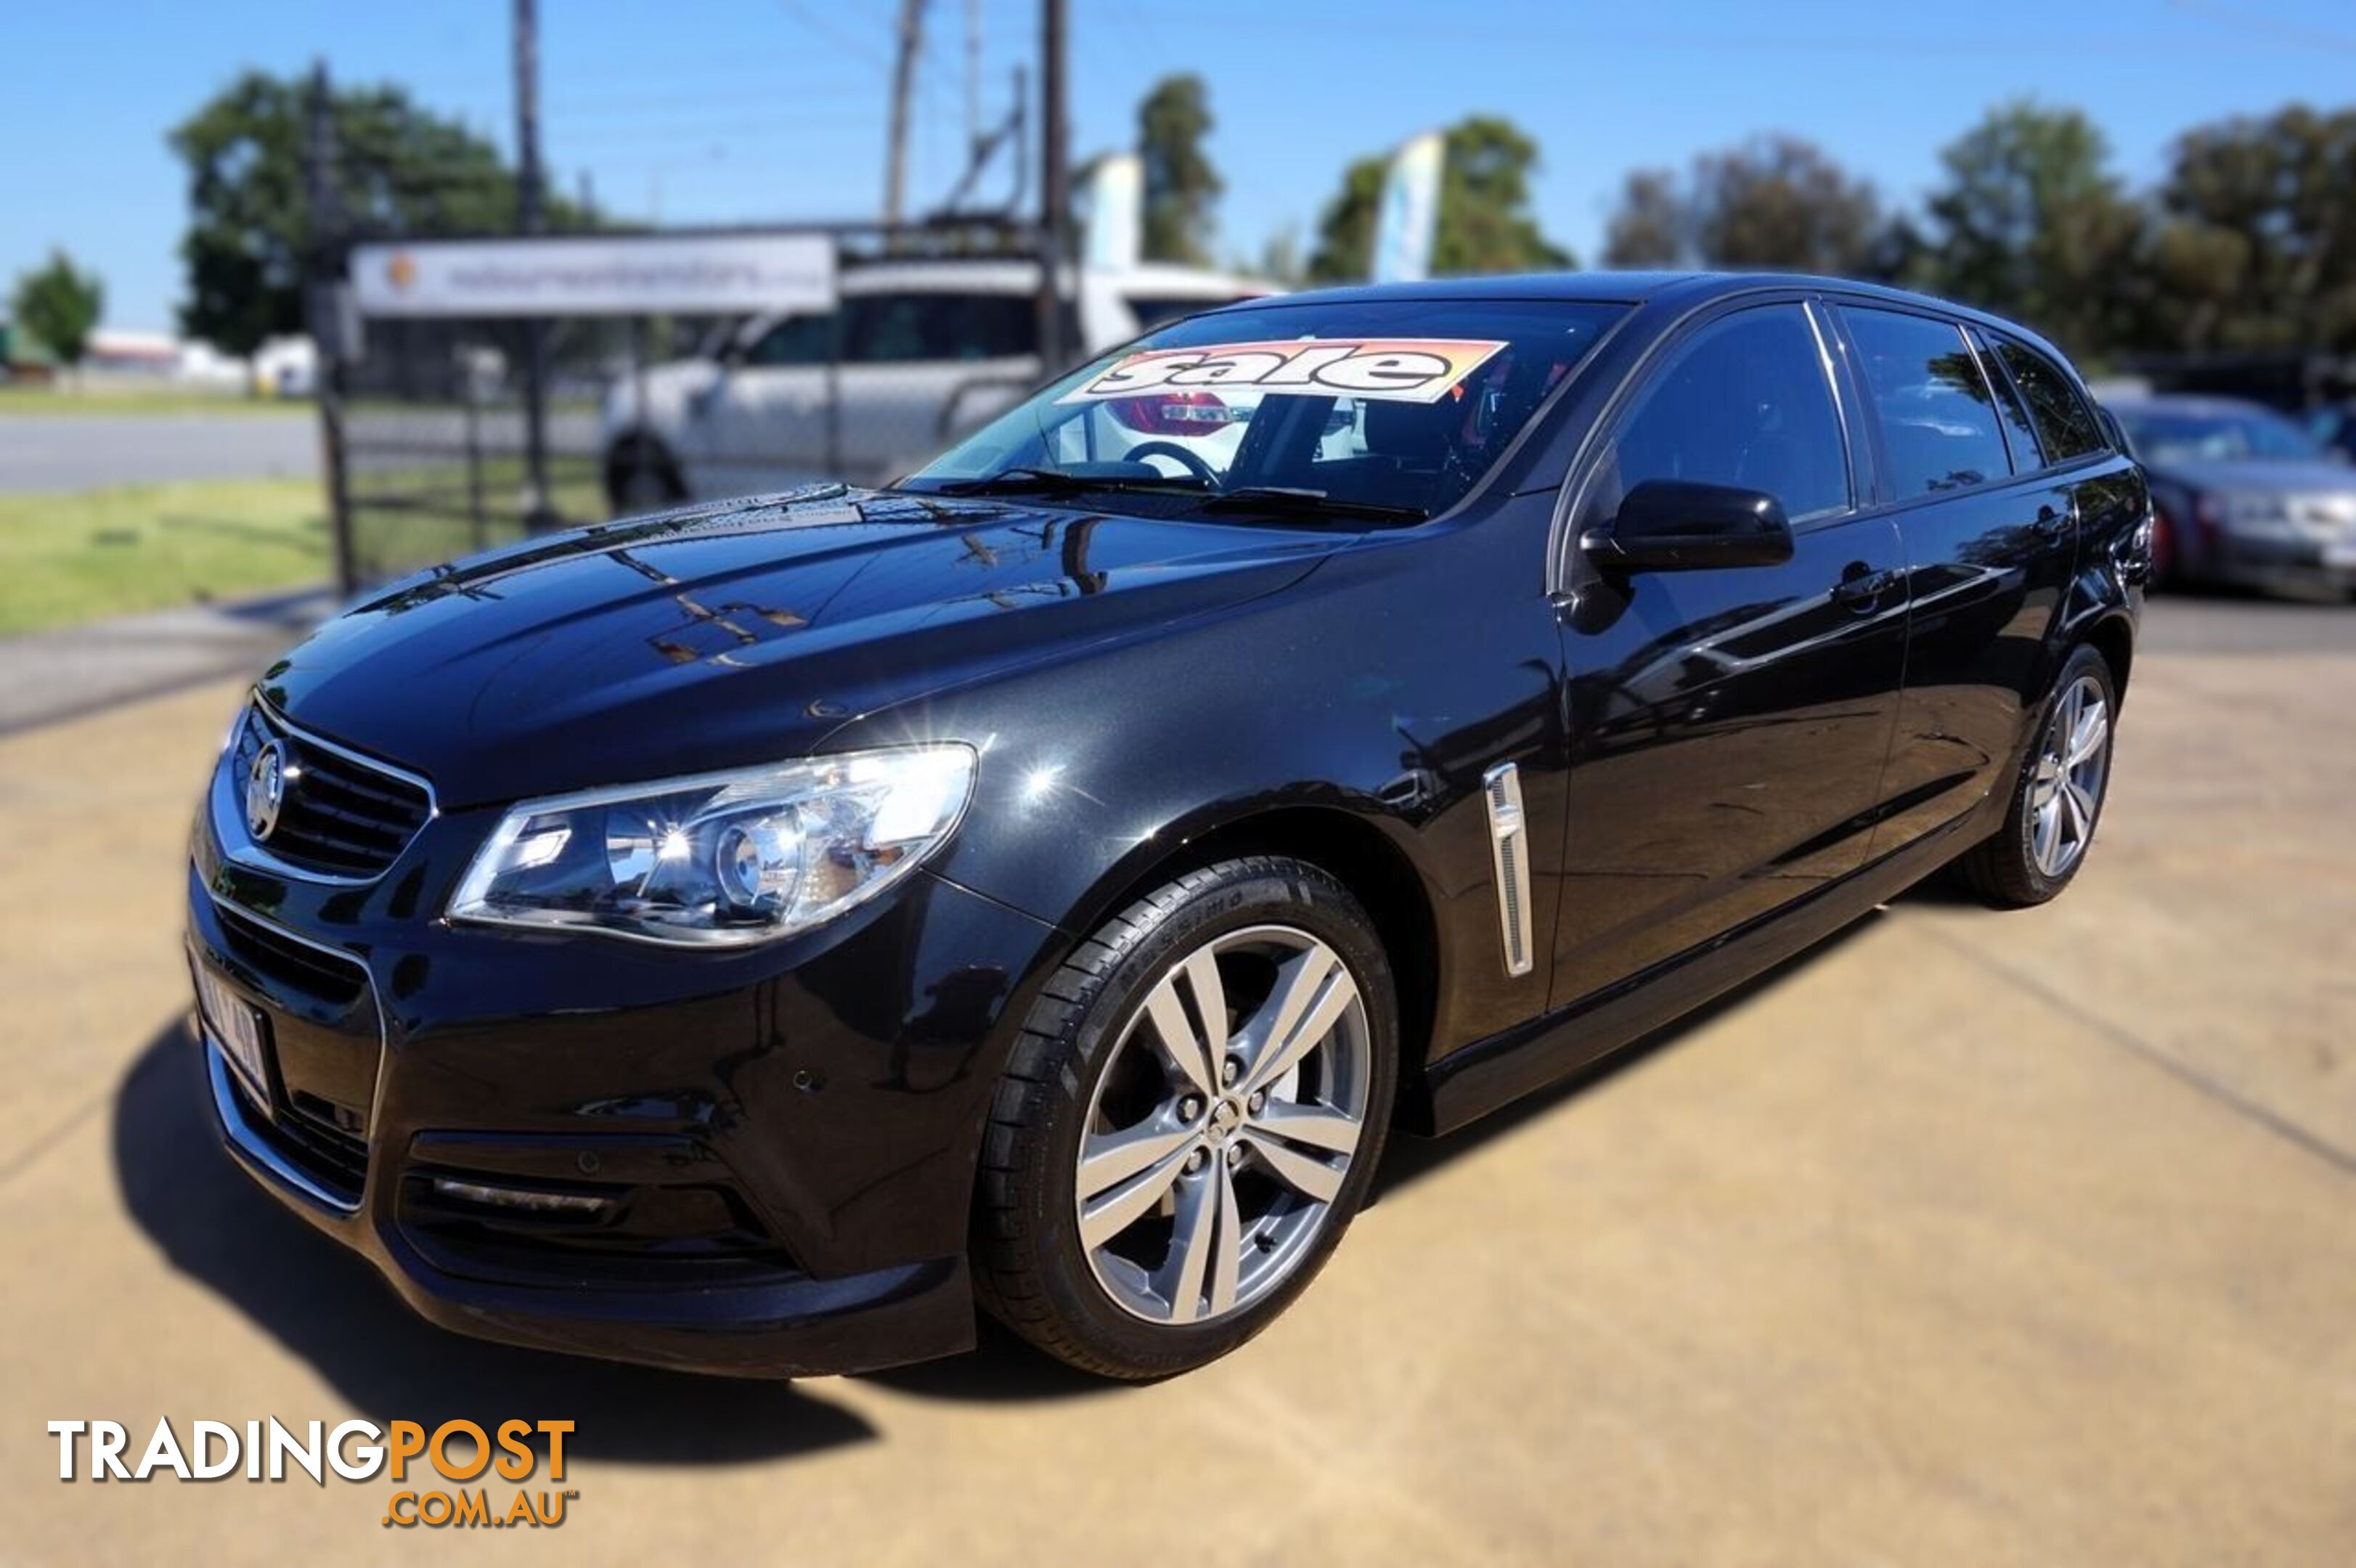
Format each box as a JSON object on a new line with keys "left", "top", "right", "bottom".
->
{"left": 1831, "top": 566, "right": 1896, "bottom": 613}
{"left": 2035, "top": 503, "right": 2073, "bottom": 538}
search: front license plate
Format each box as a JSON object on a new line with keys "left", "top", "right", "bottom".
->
{"left": 195, "top": 965, "right": 271, "bottom": 1102}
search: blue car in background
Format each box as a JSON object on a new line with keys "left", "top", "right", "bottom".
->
{"left": 2110, "top": 395, "right": 2356, "bottom": 599}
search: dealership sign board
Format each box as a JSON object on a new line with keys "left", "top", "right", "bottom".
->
{"left": 349, "top": 234, "right": 836, "bottom": 318}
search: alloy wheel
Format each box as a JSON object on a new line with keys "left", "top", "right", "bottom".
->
{"left": 2029, "top": 674, "right": 2111, "bottom": 879}
{"left": 1074, "top": 924, "right": 1371, "bottom": 1326}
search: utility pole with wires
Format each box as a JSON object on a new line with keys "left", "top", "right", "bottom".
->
{"left": 884, "top": 0, "right": 928, "bottom": 227}
{"left": 1038, "top": 0, "right": 1068, "bottom": 369}
{"left": 965, "top": 0, "right": 983, "bottom": 160}
{"left": 513, "top": 0, "right": 555, "bottom": 531}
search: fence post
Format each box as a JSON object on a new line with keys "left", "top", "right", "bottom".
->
{"left": 465, "top": 385, "right": 486, "bottom": 552}
{"left": 302, "top": 60, "right": 357, "bottom": 597}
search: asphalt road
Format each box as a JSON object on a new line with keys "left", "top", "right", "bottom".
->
{"left": 0, "top": 413, "right": 317, "bottom": 493}
{"left": 0, "top": 596, "right": 2349, "bottom": 1565}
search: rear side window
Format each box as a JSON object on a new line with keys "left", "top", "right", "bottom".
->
{"left": 841, "top": 293, "right": 1038, "bottom": 363}
{"left": 1993, "top": 337, "right": 2106, "bottom": 462}
{"left": 1842, "top": 308, "right": 2013, "bottom": 498}
{"left": 1591, "top": 303, "right": 1850, "bottom": 525}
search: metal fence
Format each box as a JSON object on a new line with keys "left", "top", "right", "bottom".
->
{"left": 319, "top": 220, "right": 1066, "bottom": 591}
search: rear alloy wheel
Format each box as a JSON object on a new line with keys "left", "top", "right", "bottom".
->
{"left": 974, "top": 857, "right": 1396, "bottom": 1379}
{"left": 1952, "top": 644, "right": 2118, "bottom": 907}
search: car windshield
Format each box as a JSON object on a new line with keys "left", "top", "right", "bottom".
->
{"left": 899, "top": 298, "right": 1627, "bottom": 522}
{"left": 2116, "top": 406, "right": 2327, "bottom": 465}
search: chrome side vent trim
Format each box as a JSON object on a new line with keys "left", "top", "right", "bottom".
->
{"left": 1482, "top": 761, "right": 1535, "bottom": 979}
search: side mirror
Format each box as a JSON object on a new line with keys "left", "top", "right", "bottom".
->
{"left": 1582, "top": 480, "right": 1795, "bottom": 573}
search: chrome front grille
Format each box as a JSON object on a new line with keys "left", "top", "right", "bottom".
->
{"left": 229, "top": 702, "right": 433, "bottom": 881}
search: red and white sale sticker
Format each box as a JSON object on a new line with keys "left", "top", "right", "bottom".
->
{"left": 1059, "top": 338, "right": 1509, "bottom": 407}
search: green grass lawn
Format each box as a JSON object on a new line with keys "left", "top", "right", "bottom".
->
{"left": 0, "top": 478, "right": 330, "bottom": 636}
{"left": 0, "top": 384, "right": 309, "bottom": 418}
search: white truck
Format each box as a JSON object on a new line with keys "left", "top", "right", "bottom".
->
{"left": 599, "top": 259, "right": 1276, "bottom": 510}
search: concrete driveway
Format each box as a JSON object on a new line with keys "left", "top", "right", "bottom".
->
{"left": 0, "top": 598, "right": 2349, "bottom": 1565}
{"left": 0, "top": 413, "right": 316, "bottom": 493}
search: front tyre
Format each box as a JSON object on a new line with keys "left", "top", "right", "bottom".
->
{"left": 1952, "top": 644, "right": 2119, "bottom": 908}
{"left": 973, "top": 857, "right": 1398, "bottom": 1380}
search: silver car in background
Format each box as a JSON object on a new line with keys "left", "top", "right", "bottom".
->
{"left": 600, "top": 259, "right": 1276, "bottom": 509}
{"left": 2110, "top": 395, "right": 2356, "bottom": 599}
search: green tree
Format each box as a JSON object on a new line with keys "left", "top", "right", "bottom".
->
{"left": 1689, "top": 135, "right": 1882, "bottom": 274}
{"left": 1913, "top": 102, "right": 2143, "bottom": 361}
{"left": 1137, "top": 74, "right": 1222, "bottom": 266}
{"left": 1431, "top": 117, "right": 1572, "bottom": 275}
{"left": 1599, "top": 137, "right": 1886, "bottom": 277}
{"left": 1308, "top": 116, "right": 1571, "bottom": 282}
{"left": 1602, "top": 168, "right": 1686, "bottom": 268}
{"left": 170, "top": 70, "right": 582, "bottom": 355}
{"left": 1305, "top": 155, "right": 1387, "bottom": 282}
{"left": 11, "top": 251, "right": 104, "bottom": 368}
{"left": 2144, "top": 105, "right": 2356, "bottom": 354}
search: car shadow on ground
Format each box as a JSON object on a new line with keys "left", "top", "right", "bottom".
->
{"left": 118, "top": 907, "right": 1892, "bottom": 1425}
{"left": 1376, "top": 907, "right": 1886, "bottom": 1198}
{"left": 112, "top": 1022, "right": 876, "bottom": 1466}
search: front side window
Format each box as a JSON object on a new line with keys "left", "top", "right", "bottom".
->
{"left": 841, "top": 293, "right": 1038, "bottom": 363}
{"left": 1585, "top": 303, "right": 1850, "bottom": 527}
{"left": 902, "top": 298, "right": 1626, "bottom": 523}
{"left": 1994, "top": 338, "right": 2106, "bottom": 462}
{"left": 745, "top": 314, "right": 835, "bottom": 367}
{"left": 1843, "top": 308, "right": 2013, "bottom": 499}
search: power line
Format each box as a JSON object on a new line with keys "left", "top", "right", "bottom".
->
{"left": 775, "top": 0, "right": 894, "bottom": 73}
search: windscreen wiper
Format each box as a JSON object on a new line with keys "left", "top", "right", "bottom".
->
{"left": 926, "top": 467, "right": 1210, "bottom": 498}
{"left": 1196, "top": 486, "right": 1427, "bottom": 523}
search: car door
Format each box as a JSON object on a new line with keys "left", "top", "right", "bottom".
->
{"left": 1830, "top": 305, "right": 2082, "bottom": 859}
{"left": 1550, "top": 299, "right": 1909, "bottom": 1009}
{"left": 699, "top": 312, "right": 836, "bottom": 497}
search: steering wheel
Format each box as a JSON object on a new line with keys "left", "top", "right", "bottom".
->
{"left": 1120, "top": 441, "right": 1221, "bottom": 487}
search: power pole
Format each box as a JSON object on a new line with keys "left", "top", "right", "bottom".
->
{"left": 1038, "top": 0, "right": 1068, "bottom": 369}
{"left": 966, "top": 0, "right": 982, "bottom": 160}
{"left": 303, "top": 60, "right": 356, "bottom": 596}
{"left": 884, "top": 0, "right": 928, "bottom": 227}
{"left": 514, "top": 0, "right": 554, "bottom": 531}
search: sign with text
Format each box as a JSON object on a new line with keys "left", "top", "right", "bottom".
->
{"left": 350, "top": 234, "right": 836, "bottom": 319}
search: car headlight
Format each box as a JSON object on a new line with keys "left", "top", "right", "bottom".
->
{"left": 449, "top": 745, "right": 976, "bottom": 947}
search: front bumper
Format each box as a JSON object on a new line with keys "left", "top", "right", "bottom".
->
{"left": 2212, "top": 531, "right": 2356, "bottom": 595}
{"left": 186, "top": 773, "right": 1062, "bottom": 1379}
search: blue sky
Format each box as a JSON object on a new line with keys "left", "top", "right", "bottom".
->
{"left": 8, "top": 0, "right": 2355, "bottom": 333}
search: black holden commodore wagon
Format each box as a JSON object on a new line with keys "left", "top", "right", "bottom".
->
{"left": 188, "top": 274, "right": 2148, "bottom": 1381}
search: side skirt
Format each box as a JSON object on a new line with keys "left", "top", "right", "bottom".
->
{"left": 1417, "top": 799, "right": 2003, "bottom": 1136}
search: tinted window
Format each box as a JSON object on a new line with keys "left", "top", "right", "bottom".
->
{"left": 1843, "top": 309, "right": 2013, "bottom": 497}
{"left": 1973, "top": 330, "right": 2044, "bottom": 470}
{"left": 906, "top": 298, "right": 1626, "bottom": 523}
{"left": 1593, "top": 304, "right": 1848, "bottom": 524}
{"left": 2114, "top": 404, "right": 2328, "bottom": 464}
{"left": 1994, "top": 338, "right": 2105, "bottom": 461}
{"left": 841, "top": 293, "right": 1038, "bottom": 363}
{"left": 745, "top": 314, "right": 834, "bottom": 367}
{"left": 1125, "top": 293, "right": 1258, "bottom": 331}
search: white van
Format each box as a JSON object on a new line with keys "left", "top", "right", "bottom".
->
{"left": 599, "top": 260, "right": 1277, "bottom": 510}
